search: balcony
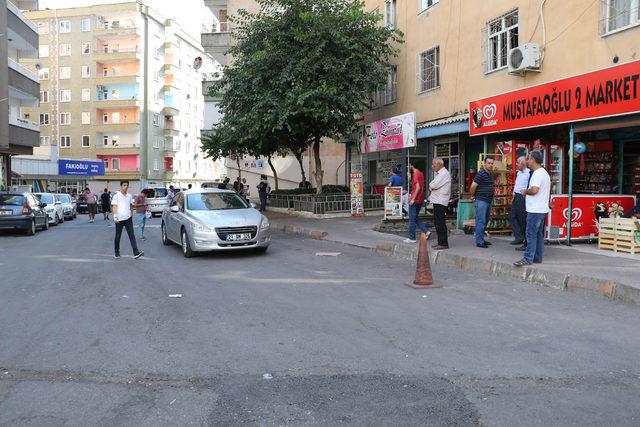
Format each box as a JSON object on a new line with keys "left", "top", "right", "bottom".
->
{"left": 201, "top": 32, "right": 231, "bottom": 49}
{"left": 93, "top": 23, "right": 141, "bottom": 40}
{"left": 9, "top": 115, "right": 40, "bottom": 132}
{"left": 8, "top": 58, "right": 38, "bottom": 83}
{"left": 95, "top": 96, "right": 140, "bottom": 109}
{"left": 94, "top": 120, "right": 140, "bottom": 133}
{"left": 93, "top": 47, "right": 141, "bottom": 63}
{"left": 96, "top": 72, "right": 140, "bottom": 85}
{"left": 163, "top": 142, "right": 179, "bottom": 154}
{"left": 9, "top": 120, "right": 39, "bottom": 150}
{"left": 102, "top": 169, "right": 141, "bottom": 180}
{"left": 96, "top": 144, "right": 140, "bottom": 155}
{"left": 164, "top": 120, "right": 179, "bottom": 137}
{"left": 163, "top": 170, "right": 177, "bottom": 180}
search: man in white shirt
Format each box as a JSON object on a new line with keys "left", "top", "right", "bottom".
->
{"left": 111, "top": 180, "right": 144, "bottom": 259}
{"left": 428, "top": 157, "right": 452, "bottom": 249}
{"left": 509, "top": 157, "right": 530, "bottom": 246}
{"left": 514, "top": 151, "right": 550, "bottom": 267}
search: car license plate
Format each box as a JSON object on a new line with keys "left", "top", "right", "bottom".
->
{"left": 0, "top": 210, "right": 12, "bottom": 216}
{"left": 226, "top": 233, "right": 252, "bottom": 241}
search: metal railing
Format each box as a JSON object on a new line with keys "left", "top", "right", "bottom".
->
{"left": 268, "top": 193, "right": 384, "bottom": 215}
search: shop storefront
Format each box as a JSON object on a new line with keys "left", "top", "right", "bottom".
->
{"left": 11, "top": 157, "right": 105, "bottom": 196}
{"left": 468, "top": 59, "right": 640, "bottom": 242}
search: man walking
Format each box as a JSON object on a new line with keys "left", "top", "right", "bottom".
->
{"left": 134, "top": 189, "right": 148, "bottom": 241}
{"left": 429, "top": 157, "right": 451, "bottom": 249}
{"left": 404, "top": 161, "right": 431, "bottom": 243}
{"left": 242, "top": 178, "right": 250, "bottom": 202}
{"left": 84, "top": 187, "right": 98, "bottom": 223}
{"left": 469, "top": 156, "right": 495, "bottom": 248}
{"left": 111, "top": 181, "right": 144, "bottom": 259}
{"left": 509, "top": 156, "right": 530, "bottom": 246}
{"left": 514, "top": 151, "right": 551, "bottom": 267}
{"left": 257, "top": 175, "right": 270, "bottom": 212}
{"left": 168, "top": 185, "right": 175, "bottom": 207}
{"left": 101, "top": 188, "right": 111, "bottom": 220}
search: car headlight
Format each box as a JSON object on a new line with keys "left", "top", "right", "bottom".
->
{"left": 191, "top": 222, "right": 211, "bottom": 232}
{"left": 260, "top": 217, "right": 270, "bottom": 230}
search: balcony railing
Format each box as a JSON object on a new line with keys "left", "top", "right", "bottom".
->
{"left": 9, "top": 115, "right": 40, "bottom": 132}
{"left": 96, "top": 94, "right": 139, "bottom": 102}
{"left": 95, "top": 47, "right": 140, "bottom": 54}
{"left": 8, "top": 58, "right": 38, "bottom": 82}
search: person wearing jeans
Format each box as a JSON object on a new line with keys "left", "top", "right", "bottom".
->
{"left": 473, "top": 199, "right": 492, "bottom": 246}
{"left": 408, "top": 201, "right": 430, "bottom": 241}
{"left": 469, "top": 157, "right": 495, "bottom": 248}
{"left": 404, "top": 161, "right": 431, "bottom": 242}
{"left": 134, "top": 190, "right": 148, "bottom": 241}
{"left": 523, "top": 212, "right": 546, "bottom": 263}
{"left": 111, "top": 180, "right": 144, "bottom": 259}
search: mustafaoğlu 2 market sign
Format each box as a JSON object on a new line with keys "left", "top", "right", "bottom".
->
{"left": 469, "top": 60, "right": 640, "bottom": 136}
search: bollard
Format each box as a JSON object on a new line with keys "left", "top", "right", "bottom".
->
{"left": 406, "top": 232, "right": 442, "bottom": 289}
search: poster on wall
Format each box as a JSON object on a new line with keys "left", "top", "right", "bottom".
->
{"left": 384, "top": 186, "right": 403, "bottom": 220}
{"left": 350, "top": 172, "right": 364, "bottom": 217}
{"left": 362, "top": 112, "right": 416, "bottom": 153}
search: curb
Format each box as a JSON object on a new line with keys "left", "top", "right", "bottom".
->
{"left": 272, "top": 223, "right": 640, "bottom": 306}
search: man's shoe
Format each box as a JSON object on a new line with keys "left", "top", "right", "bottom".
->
{"left": 533, "top": 260, "right": 542, "bottom": 264}
{"left": 134, "top": 251, "right": 144, "bottom": 259}
{"left": 510, "top": 240, "right": 524, "bottom": 245}
{"left": 514, "top": 259, "right": 532, "bottom": 267}
{"left": 516, "top": 246, "right": 526, "bottom": 251}
{"left": 484, "top": 241, "right": 492, "bottom": 245}
{"left": 433, "top": 245, "right": 449, "bottom": 250}
{"left": 476, "top": 243, "right": 490, "bottom": 248}
{"left": 404, "top": 238, "right": 417, "bottom": 243}
{"left": 114, "top": 254, "right": 121, "bottom": 259}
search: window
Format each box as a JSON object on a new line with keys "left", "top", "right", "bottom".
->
{"left": 153, "top": 114, "right": 159, "bottom": 126}
{"left": 81, "top": 112, "right": 90, "bottom": 124}
{"left": 81, "top": 18, "right": 91, "bottom": 32}
{"left": 60, "top": 136, "right": 71, "bottom": 148}
{"left": 39, "top": 45, "right": 49, "bottom": 57}
{"left": 82, "top": 135, "right": 90, "bottom": 147}
{"left": 602, "top": 0, "right": 640, "bottom": 34}
{"left": 103, "top": 135, "right": 109, "bottom": 146}
{"left": 40, "top": 136, "right": 50, "bottom": 146}
{"left": 60, "top": 90, "right": 71, "bottom": 102}
{"left": 486, "top": 10, "right": 519, "bottom": 72}
{"left": 385, "top": 0, "right": 396, "bottom": 29}
{"left": 103, "top": 68, "right": 109, "bottom": 77}
{"left": 153, "top": 137, "right": 161, "bottom": 148}
{"left": 39, "top": 113, "right": 49, "bottom": 125}
{"left": 38, "top": 68, "right": 49, "bottom": 80}
{"left": 59, "top": 67, "right": 71, "bottom": 79}
{"left": 37, "top": 22, "right": 49, "bottom": 35}
{"left": 81, "top": 65, "right": 90, "bottom": 78}
{"left": 60, "top": 44, "right": 71, "bottom": 56}
{"left": 384, "top": 65, "right": 398, "bottom": 104}
{"left": 59, "top": 20, "right": 71, "bottom": 33}
{"left": 40, "top": 91, "right": 49, "bottom": 103}
{"left": 112, "top": 158, "right": 120, "bottom": 170}
{"left": 82, "top": 42, "right": 91, "bottom": 55}
{"left": 81, "top": 88, "right": 90, "bottom": 101}
{"left": 111, "top": 136, "right": 120, "bottom": 146}
{"left": 418, "top": 46, "right": 440, "bottom": 92}
{"left": 154, "top": 92, "right": 160, "bottom": 104}
{"left": 154, "top": 158, "right": 160, "bottom": 171}
{"left": 154, "top": 70, "right": 160, "bottom": 81}
{"left": 112, "top": 112, "right": 120, "bottom": 123}
{"left": 60, "top": 112, "right": 71, "bottom": 125}
{"left": 102, "top": 159, "right": 109, "bottom": 169}
{"left": 419, "top": 0, "right": 439, "bottom": 13}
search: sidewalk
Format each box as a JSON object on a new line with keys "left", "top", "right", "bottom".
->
{"left": 266, "top": 211, "right": 640, "bottom": 305}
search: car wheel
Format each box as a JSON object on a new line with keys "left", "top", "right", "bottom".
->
{"left": 161, "top": 222, "right": 171, "bottom": 246}
{"left": 181, "top": 229, "right": 193, "bottom": 258}
{"left": 73, "top": 212, "right": 77, "bottom": 219}
{"left": 43, "top": 217, "right": 50, "bottom": 230}
{"left": 25, "top": 219, "right": 36, "bottom": 236}
{"left": 60, "top": 214, "right": 65, "bottom": 223}
{"left": 54, "top": 214, "right": 59, "bottom": 225}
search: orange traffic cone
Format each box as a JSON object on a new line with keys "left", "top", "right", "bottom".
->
{"left": 407, "top": 232, "right": 442, "bottom": 289}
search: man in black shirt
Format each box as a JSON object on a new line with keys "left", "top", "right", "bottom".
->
{"left": 469, "top": 157, "right": 495, "bottom": 248}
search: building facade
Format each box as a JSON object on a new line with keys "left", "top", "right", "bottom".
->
{"left": 13, "top": 1, "right": 218, "bottom": 194}
{"left": 359, "top": 0, "right": 640, "bottom": 199}
{"left": 0, "top": 0, "right": 40, "bottom": 190}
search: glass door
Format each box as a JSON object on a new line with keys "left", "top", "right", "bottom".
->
{"left": 549, "top": 145, "right": 564, "bottom": 194}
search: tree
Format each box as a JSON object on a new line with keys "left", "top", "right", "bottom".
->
{"left": 209, "top": 0, "right": 401, "bottom": 193}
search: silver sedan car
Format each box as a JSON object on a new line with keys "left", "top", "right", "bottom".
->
{"left": 161, "top": 189, "right": 270, "bottom": 257}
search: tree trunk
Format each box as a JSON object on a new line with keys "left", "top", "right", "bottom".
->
{"left": 267, "top": 155, "right": 279, "bottom": 191}
{"left": 294, "top": 150, "right": 306, "bottom": 184}
{"left": 235, "top": 157, "right": 241, "bottom": 179}
{"left": 312, "top": 136, "right": 323, "bottom": 194}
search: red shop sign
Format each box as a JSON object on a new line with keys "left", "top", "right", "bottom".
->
{"left": 469, "top": 60, "right": 640, "bottom": 136}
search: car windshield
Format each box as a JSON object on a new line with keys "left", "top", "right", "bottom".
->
{"left": 0, "top": 195, "right": 25, "bottom": 205}
{"left": 187, "top": 192, "right": 249, "bottom": 210}
{"left": 36, "top": 194, "right": 54, "bottom": 204}
{"left": 145, "top": 188, "right": 167, "bottom": 198}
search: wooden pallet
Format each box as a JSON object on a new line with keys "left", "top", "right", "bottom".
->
{"left": 598, "top": 218, "right": 640, "bottom": 254}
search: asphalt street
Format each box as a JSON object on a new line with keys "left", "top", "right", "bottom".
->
{"left": 1, "top": 215, "right": 639, "bottom": 426}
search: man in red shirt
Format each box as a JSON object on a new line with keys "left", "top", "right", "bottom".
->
{"left": 405, "top": 161, "right": 431, "bottom": 243}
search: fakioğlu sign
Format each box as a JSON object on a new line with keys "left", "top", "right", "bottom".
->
{"left": 58, "top": 159, "right": 105, "bottom": 176}
{"left": 469, "top": 60, "right": 640, "bottom": 136}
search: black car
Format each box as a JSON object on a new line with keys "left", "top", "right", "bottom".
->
{"left": 0, "top": 192, "right": 49, "bottom": 235}
{"left": 76, "top": 195, "right": 103, "bottom": 214}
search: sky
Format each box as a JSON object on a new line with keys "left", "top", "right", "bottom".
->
{"left": 38, "top": 0, "right": 214, "bottom": 40}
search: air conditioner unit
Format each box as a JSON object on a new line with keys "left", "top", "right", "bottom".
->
{"left": 508, "top": 43, "right": 542, "bottom": 75}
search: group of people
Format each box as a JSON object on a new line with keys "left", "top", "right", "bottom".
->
{"left": 217, "top": 175, "right": 271, "bottom": 212}
{"left": 469, "top": 151, "right": 551, "bottom": 267}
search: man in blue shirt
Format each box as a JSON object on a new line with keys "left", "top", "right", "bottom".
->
{"left": 469, "top": 157, "right": 495, "bottom": 248}
{"left": 388, "top": 167, "right": 403, "bottom": 187}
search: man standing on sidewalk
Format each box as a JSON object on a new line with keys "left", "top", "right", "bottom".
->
{"left": 514, "top": 151, "right": 550, "bottom": 267}
{"left": 84, "top": 187, "right": 98, "bottom": 223}
{"left": 509, "top": 157, "right": 530, "bottom": 246}
{"left": 134, "top": 190, "right": 148, "bottom": 241}
{"left": 469, "top": 156, "right": 495, "bottom": 248}
{"left": 111, "top": 181, "right": 144, "bottom": 259}
{"left": 100, "top": 188, "right": 111, "bottom": 220}
{"left": 388, "top": 167, "right": 403, "bottom": 187}
{"left": 404, "top": 161, "right": 431, "bottom": 243}
{"left": 428, "top": 157, "right": 451, "bottom": 249}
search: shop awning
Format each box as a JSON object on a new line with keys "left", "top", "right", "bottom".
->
{"left": 416, "top": 113, "right": 468, "bottom": 139}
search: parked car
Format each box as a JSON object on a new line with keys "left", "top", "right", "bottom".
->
{"left": 35, "top": 192, "right": 65, "bottom": 225}
{"left": 161, "top": 189, "right": 270, "bottom": 258}
{"left": 0, "top": 192, "right": 49, "bottom": 235}
{"left": 143, "top": 187, "right": 169, "bottom": 217}
{"left": 55, "top": 193, "right": 77, "bottom": 220}
{"left": 76, "top": 194, "right": 102, "bottom": 214}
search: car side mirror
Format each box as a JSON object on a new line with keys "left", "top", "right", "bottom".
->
{"left": 250, "top": 202, "right": 257, "bottom": 209}
{"left": 41, "top": 203, "right": 47, "bottom": 207}
{"left": 170, "top": 205, "right": 180, "bottom": 213}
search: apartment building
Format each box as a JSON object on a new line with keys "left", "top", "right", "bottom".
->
{"left": 359, "top": 0, "right": 640, "bottom": 200}
{"left": 0, "top": 0, "right": 40, "bottom": 190}
{"left": 13, "top": 1, "right": 218, "bottom": 194}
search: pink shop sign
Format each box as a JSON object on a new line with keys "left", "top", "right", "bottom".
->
{"left": 362, "top": 112, "right": 416, "bottom": 153}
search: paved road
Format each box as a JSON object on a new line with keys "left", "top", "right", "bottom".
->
{"left": 1, "top": 216, "right": 639, "bottom": 426}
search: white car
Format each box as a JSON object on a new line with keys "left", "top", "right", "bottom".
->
{"left": 35, "top": 193, "right": 65, "bottom": 225}
{"left": 55, "top": 193, "right": 77, "bottom": 220}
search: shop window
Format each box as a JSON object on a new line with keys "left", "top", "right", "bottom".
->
{"left": 485, "top": 10, "right": 518, "bottom": 73}
{"left": 418, "top": 46, "right": 440, "bottom": 92}
{"left": 601, "top": 0, "right": 640, "bottom": 34}
{"left": 419, "top": 0, "right": 438, "bottom": 14}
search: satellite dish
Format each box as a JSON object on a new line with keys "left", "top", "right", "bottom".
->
{"left": 193, "top": 56, "right": 203, "bottom": 70}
